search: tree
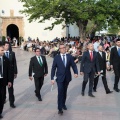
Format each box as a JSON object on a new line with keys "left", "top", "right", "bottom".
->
{"left": 19, "top": 0, "right": 120, "bottom": 40}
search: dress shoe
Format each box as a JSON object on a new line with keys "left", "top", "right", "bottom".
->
{"left": 38, "top": 97, "right": 42, "bottom": 101}
{"left": 88, "top": 94, "right": 95, "bottom": 97}
{"left": 58, "top": 110, "right": 63, "bottom": 115}
{"left": 106, "top": 91, "right": 113, "bottom": 94}
{"left": 63, "top": 106, "right": 67, "bottom": 110}
{"left": 113, "top": 88, "right": 120, "bottom": 92}
{"left": 10, "top": 104, "right": 16, "bottom": 108}
{"left": 0, "top": 114, "right": 3, "bottom": 119}
{"left": 81, "top": 92, "right": 85, "bottom": 96}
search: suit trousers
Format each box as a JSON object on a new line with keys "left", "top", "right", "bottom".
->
{"left": 0, "top": 78, "right": 5, "bottom": 114}
{"left": 82, "top": 70, "right": 95, "bottom": 94}
{"left": 57, "top": 79, "right": 69, "bottom": 111}
{"left": 4, "top": 80, "right": 15, "bottom": 105}
{"left": 93, "top": 74, "right": 110, "bottom": 92}
{"left": 114, "top": 76, "right": 119, "bottom": 89}
{"left": 34, "top": 76, "right": 44, "bottom": 97}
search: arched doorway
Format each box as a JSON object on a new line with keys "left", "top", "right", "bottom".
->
{"left": 6, "top": 24, "right": 19, "bottom": 42}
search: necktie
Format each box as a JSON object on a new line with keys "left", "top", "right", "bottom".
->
{"left": 118, "top": 48, "right": 120, "bottom": 56}
{"left": 90, "top": 52, "right": 93, "bottom": 61}
{"left": 0, "top": 58, "right": 3, "bottom": 77}
{"left": 38, "top": 57, "right": 43, "bottom": 66}
{"left": 6, "top": 52, "right": 9, "bottom": 58}
{"left": 63, "top": 55, "right": 66, "bottom": 67}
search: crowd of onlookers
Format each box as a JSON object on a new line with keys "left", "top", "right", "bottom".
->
{"left": 19, "top": 36, "right": 118, "bottom": 67}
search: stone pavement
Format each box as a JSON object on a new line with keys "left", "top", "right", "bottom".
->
{"left": 2, "top": 48, "right": 120, "bottom": 120}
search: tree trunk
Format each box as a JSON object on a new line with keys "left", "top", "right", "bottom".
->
{"left": 77, "top": 20, "right": 88, "bottom": 41}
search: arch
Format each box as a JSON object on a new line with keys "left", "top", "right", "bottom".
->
{"left": 6, "top": 24, "right": 19, "bottom": 42}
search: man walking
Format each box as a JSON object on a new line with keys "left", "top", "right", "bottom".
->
{"left": 0, "top": 43, "right": 12, "bottom": 119}
{"left": 51, "top": 44, "right": 78, "bottom": 115}
{"left": 110, "top": 39, "right": 120, "bottom": 92}
{"left": 93, "top": 45, "right": 113, "bottom": 94}
{"left": 4, "top": 42, "right": 18, "bottom": 108}
{"left": 29, "top": 48, "right": 48, "bottom": 101}
{"left": 80, "top": 43, "right": 100, "bottom": 97}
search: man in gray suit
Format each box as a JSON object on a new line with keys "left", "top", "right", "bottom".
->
{"left": 80, "top": 43, "right": 100, "bottom": 97}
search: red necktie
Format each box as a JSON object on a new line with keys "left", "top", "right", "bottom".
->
{"left": 90, "top": 52, "right": 93, "bottom": 61}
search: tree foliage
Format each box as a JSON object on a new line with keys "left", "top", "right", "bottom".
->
{"left": 19, "top": 0, "right": 120, "bottom": 40}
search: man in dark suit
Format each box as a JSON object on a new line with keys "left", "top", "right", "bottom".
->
{"left": 29, "top": 48, "right": 48, "bottom": 101}
{"left": 80, "top": 43, "right": 100, "bottom": 97}
{"left": 51, "top": 44, "right": 78, "bottom": 115}
{"left": 110, "top": 39, "right": 120, "bottom": 92}
{"left": 0, "top": 43, "right": 12, "bottom": 119}
{"left": 93, "top": 45, "right": 113, "bottom": 94}
{"left": 3, "top": 42, "right": 18, "bottom": 108}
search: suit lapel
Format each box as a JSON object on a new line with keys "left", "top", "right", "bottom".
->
{"left": 115, "top": 47, "right": 119, "bottom": 56}
{"left": 87, "top": 51, "right": 91, "bottom": 61}
{"left": 35, "top": 56, "right": 40, "bottom": 66}
{"left": 9, "top": 52, "right": 12, "bottom": 61}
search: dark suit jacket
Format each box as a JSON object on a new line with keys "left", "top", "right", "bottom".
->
{"left": 80, "top": 51, "right": 100, "bottom": 73}
{"left": 0, "top": 56, "right": 11, "bottom": 87}
{"left": 110, "top": 46, "right": 120, "bottom": 76}
{"left": 4, "top": 51, "right": 18, "bottom": 80}
{"left": 97, "top": 52, "right": 106, "bottom": 74}
{"left": 29, "top": 55, "right": 48, "bottom": 78}
{"left": 51, "top": 54, "right": 78, "bottom": 82}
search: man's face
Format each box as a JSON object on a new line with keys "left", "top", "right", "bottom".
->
{"left": 88, "top": 44, "right": 94, "bottom": 51}
{"left": 116, "top": 41, "right": 120, "bottom": 47}
{"left": 35, "top": 49, "right": 41, "bottom": 56}
{"left": 4, "top": 44, "right": 9, "bottom": 51}
{"left": 98, "top": 46, "right": 103, "bottom": 51}
{"left": 0, "top": 46, "right": 4, "bottom": 56}
{"left": 59, "top": 45, "right": 66, "bottom": 54}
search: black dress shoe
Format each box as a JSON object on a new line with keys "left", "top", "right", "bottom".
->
{"left": 113, "top": 88, "right": 120, "bottom": 92}
{"left": 88, "top": 94, "right": 95, "bottom": 97}
{"left": 38, "top": 97, "right": 42, "bottom": 101}
{"left": 106, "top": 91, "right": 113, "bottom": 94}
{"left": 63, "top": 106, "right": 67, "bottom": 110}
{"left": 81, "top": 92, "right": 84, "bottom": 96}
{"left": 0, "top": 114, "right": 3, "bottom": 119}
{"left": 10, "top": 104, "right": 16, "bottom": 108}
{"left": 58, "top": 110, "right": 63, "bottom": 115}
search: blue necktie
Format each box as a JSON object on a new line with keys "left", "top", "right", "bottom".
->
{"left": 6, "top": 52, "right": 9, "bottom": 58}
{"left": 118, "top": 48, "right": 120, "bottom": 56}
{"left": 63, "top": 55, "right": 66, "bottom": 67}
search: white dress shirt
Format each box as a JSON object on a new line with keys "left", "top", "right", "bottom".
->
{"left": 60, "top": 53, "right": 67, "bottom": 67}
{"left": 4, "top": 50, "right": 9, "bottom": 58}
{"left": 36, "top": 56, "right": 43, "bottom": 64}
{"left": 0, "top": 56, "right": 3, "bottom": 78}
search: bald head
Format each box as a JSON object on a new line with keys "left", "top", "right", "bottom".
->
{"left": 98, "top": 45, "right": 103, "bottom": 52}
{"left": 87, "top": 43, "right": 94, "bottom": 51}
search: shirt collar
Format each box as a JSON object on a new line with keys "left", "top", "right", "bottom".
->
{"left": 4, "top": 50, "right": 9, "bottom": 53}
{"left": 60, "top": 53, "right": 66, "bottom": 56}
{"left": 89, "top": 50, "right": 93, "bottom": 53}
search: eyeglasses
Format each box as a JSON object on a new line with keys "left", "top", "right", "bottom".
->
{"left": 60, "top": 47, "right": 66, "bottom": 49}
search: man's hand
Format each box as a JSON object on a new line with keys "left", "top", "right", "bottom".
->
{"left": 29, "top": 76, "right": 33, "bottom": 81}
{"left": 8, "top": 82, "right": 12, "bottom": 88}
{"left": 111, "top": 65, "right": 113, "bottom": 69}
{"left": 14, "top": 74, "right": 17, "bottom": 79}
{"left": 74, "top": 74, "right": 78, "bottom": 78}
{"left": 51, "top": 80, "right": 55, "bottom": 85}
{"left": 80, "top": 72, "right": 84, "bottom": 75}
{"left": 44, "top": 74, "right": 47, "bottom": 77}
{"left": 98, "top": 72, "right": 101, "bottom": 75}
